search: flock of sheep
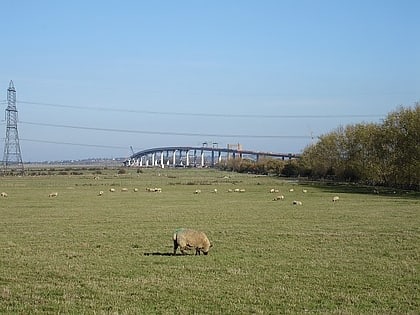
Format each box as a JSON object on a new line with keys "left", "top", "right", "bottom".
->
{"left": 1, "top": 185, "right": 340, "bottom": 206}
{"left": 269, "top": 187, "right": 340, "bottom": 205}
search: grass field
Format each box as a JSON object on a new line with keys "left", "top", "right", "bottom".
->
{"left": 1, "top": 168, "right": 419, "bottom": 314}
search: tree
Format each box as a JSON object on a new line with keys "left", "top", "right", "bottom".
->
{"left": 300, "top": 103, "right": 420, "bottom": 190}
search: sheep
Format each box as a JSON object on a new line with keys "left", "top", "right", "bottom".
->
{"left": 289, "top": 188, "right": 294, "bottom": 192}
{"left": 213, "top": 188, "right": 218, "bottom": 193}
{"left": 273, "top": 195, "right": 285, "bottom": 201}
{"left": 133, "top": 188, "right": 139, "bottom": 192}
{"left": 121, "top": 188, "right": 129, "bottom": 192}
{"left": 194, "top": 189, "right": 201, "bottom": 194}
{"left": 1, "top": 192, "right": 8, "bottom": 198}
{"left": 302, "top": 189, "right": 308, "bottom": 193}
{"left": 293, "top": 200, "right": 302, "bottom": 205}
{"left": 332, "top": 196, "right": 340, "bottom": 202}
{"left": 146, "top": 187, "right": 162, "bottom": 192}
{"left": 98, "top": 191, "right": 104, "bottom": 196}
{"left": 173, "top": 228, "right": 212, "bottom": 255}
{"left": 49, "top": 192, "right": 58, "bottom": 198}
{"left": 109, "top": 188, "right": 116, "bottom": 192}
{"left": 227, "top": 189, "right": 233, "bottom": 193}
{"left": 239, "top": 189, "right": 246, "bottom": 193}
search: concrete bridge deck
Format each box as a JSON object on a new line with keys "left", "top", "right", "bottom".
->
{"left": 125, "top": 146, "right": 300, "bottom": 168}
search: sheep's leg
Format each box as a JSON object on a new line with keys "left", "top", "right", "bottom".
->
{"left": 195, "top": 248, "right": 201, "bottom": 255}
{"left": 180, "top": 247, "right": 187, "bottom": 255}
{"left": 173, "top": 240, "right": 178, "bottom": 255}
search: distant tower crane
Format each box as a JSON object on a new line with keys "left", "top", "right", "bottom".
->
{"left": 2, "top": 80, "right": 24, "bottom": 175}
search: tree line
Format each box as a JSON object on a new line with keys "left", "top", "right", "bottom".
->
{"left": 218, "top": 104, "right": 419, "bottom": 191}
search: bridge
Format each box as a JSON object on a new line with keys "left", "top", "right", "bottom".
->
{"left": 124, "top": 145, "right": 300, "bottom": 168}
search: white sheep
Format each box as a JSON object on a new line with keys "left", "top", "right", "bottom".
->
{"left": 213, "top": 188, "right": 218, "bottom": 193}
{"left": 173, "top": 228, "right": 212, "bottom": 255}
{"left": 272, "top": 195, "right": 285, "bottom": 201}
{"left": 121, "top": 188, "right": 129, "bottom": 192}
{"left": 133, "top": 188, "right": 139, "bottom": 192}
{"left": 1, "top": 192, "right": 8, "bottom": 198}
{"left": 332, "top": 196, "right": 340, "bottom": 202}
{"left": 146, "top": 187, "right": 161, "bottom": 192}
{"left": 302, "top": 189, "right": 308, "bottom": 193}
{"left": 293, "top": 200, "right": 302, "bottom": 205}
{"left": 49, "top": 192, "right": 58, "bottom": 198}
{"left": 194, "top": 189, "right": 201, "bottom": 194}
{"left": 109, "top": 188, "right": 116, "bottom": 192}
{"left": 98, "top": 191, "right": 104, "bottom": 196}
{"left": 289, "top": 188, "right": 294, "bottom": 192}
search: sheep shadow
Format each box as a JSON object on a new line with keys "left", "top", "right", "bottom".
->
{"left": 143, "top": 252, "right": 180, "bottom": 256}
{"left": 143, "top": 252, "right": 198, "bottom": 256}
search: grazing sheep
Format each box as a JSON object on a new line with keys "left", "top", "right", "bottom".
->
{"left": 109, "top": 188, "right": 116, "bottom": 192}
{"left": 1, "top": 192, "right": 8, "bottom": 198}
{"left": 121, "top": 188, "right": 129, "bottom": 192}
{"left": 293, "top": 200, "right": 302, "bottom": 205}
{"left": 273, "top": 195, "right": 285, "bottom": 201}
{"left": 302, "top": 189, "right": 308, "bottom": 193}
{"left": 194, "top": 189, "right": 201, "bottom": 194}
{"left": 173, "top": 228, "right": 212, "bottom": 255}
{"left": 98, "top": 191, "right": 104, "bottom": 196}
{"left": 227, "top": 189, "right": 233, "bottom": 193}
{"left": 146, "top": 187, "right": 162, "bottom": 192}
{"left": 239, "top": 189, "right": 246, "bottom": 193}
{"left": 49, "top": 192, "right": 58, "bottom": 198}
{"left": 332, "top": 196, "right": 340, "bottom": 202}
{"left": 213, "top": 188, "right": 218, "bottom": 193}
{"left": 133, "top": 188, "right": 139, "bottom": 192}
{"left": 234, "top": 188, "right": 240, "bottom": 192}
{"left": 289, "top": 188, "right": 294, "bottom": 192}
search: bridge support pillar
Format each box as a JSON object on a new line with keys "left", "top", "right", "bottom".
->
{"left": 186, "top": 150, "right": 190, "bottom": 167}
{"left": 173, "top": 150, "right": 177, "bottom": 166}
{"left": 160, "top": 151, "right": 164, "bottom": 168}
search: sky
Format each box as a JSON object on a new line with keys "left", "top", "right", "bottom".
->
{"left": 1, "top": 0, "right": 419, "bottom": 162}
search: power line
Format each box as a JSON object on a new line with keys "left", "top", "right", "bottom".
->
{"left": 20, "top": 138, "right": 127, "bottom": 149}
{"left": 20, "top": 121, "right": 312, "bottom": 139}
{"left": 18, "top": 100, "right": 384, "bottom": 119}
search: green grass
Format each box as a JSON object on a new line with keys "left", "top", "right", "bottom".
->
{"left": 1, "top": 168, "right": 419, "bottom": 314}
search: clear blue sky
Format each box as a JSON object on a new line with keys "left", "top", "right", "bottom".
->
{"left": 1, "top": 0, "right": 419, "bottom": 162}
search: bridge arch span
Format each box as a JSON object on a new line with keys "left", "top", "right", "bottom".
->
{"left": 125, "top": 146, "right": 300, "bottom": 168}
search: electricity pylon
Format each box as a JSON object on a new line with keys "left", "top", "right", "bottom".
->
{"left": 2, "top": 80, "right": 24, "bottom": 175}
